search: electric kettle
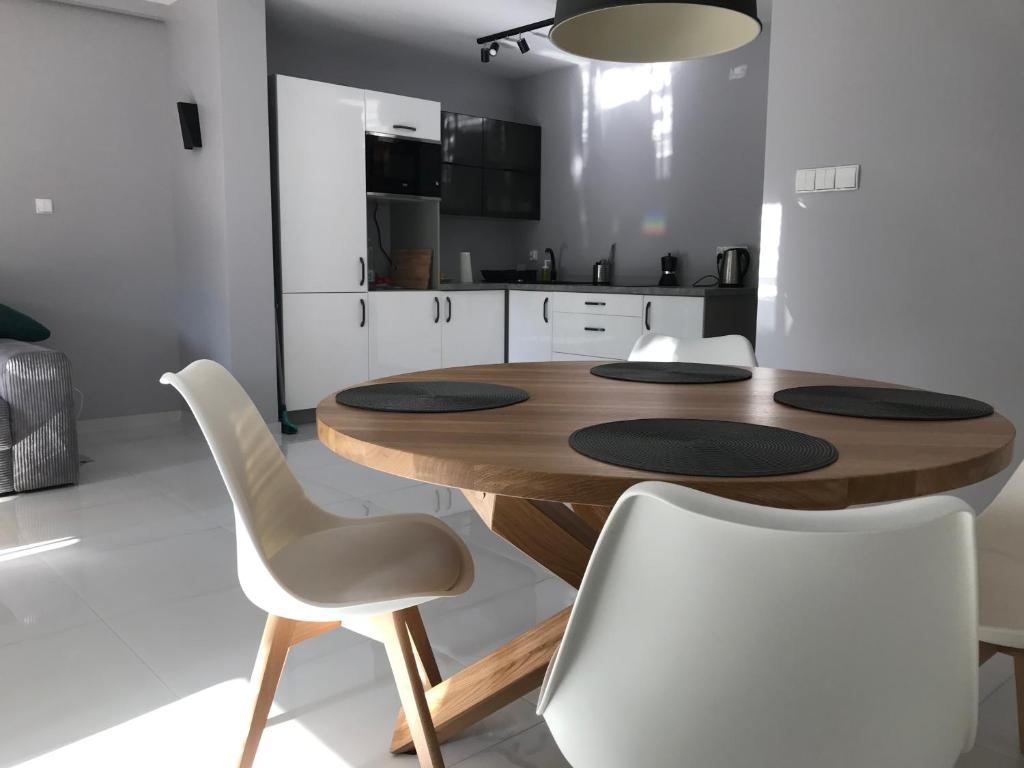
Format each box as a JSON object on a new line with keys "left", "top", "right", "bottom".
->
{"left": 717, "top": 247, "right": 751, "bottom": 287}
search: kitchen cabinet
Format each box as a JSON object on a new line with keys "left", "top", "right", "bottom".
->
{"left": 442, "top": 291, "right": 506, "bottom": 368}
{"left": 275, "top": 76, "right": 368, "bottom": 294}
{"left": 483, "top": 169, "right": 540, "bottom": 220}
{"left": 441, "top": 113, "right": 484, "bottom": 166}
{"left": 282, "top": 293, "right": 368, "bottom": 410}
{"left": 440, "top": 111, "right": 541, "bottom": 221}
{"left": 641, "top": 296, "right": 705, "bottom": 339}
{"left": 484, "top": 119, "right": 541, "bottom": 173}
{"left": 440, "top": 164, "right": 483, "bottom": 216}
{"left": 365, "top": 90, "right": 441, "bottom": 142}
{"left": 508, "top": 291, "right": 553, "bottom": 363}
{"left": 369, "top": 292, "right": 443, "bottom": 379}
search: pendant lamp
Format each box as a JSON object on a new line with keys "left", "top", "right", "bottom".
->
{"left": 550, "top": 0, "right": 761, "bottom": 62}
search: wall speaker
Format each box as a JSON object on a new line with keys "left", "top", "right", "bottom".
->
{"left": 177, "top": 102, "right": 202, "bottom": 150}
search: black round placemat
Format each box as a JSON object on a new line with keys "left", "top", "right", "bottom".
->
{"left": 591, "top": 361, "right": 752, "bottom": 385}
{"left": 336, "top": 381, "right": 529, "bottom": 413}
{"left": 569, "top": 419, "right": 838, "bottom": 477}
{"left": 774, "top": 386, "right": 994, "bottom": 421}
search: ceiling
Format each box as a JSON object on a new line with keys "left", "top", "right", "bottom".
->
{"left": 265, "top": 0, "right": 588, "bottom": 78}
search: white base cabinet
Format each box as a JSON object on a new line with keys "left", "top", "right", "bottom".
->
{"left": 369, "top": 292, "right": 443, "bottom": 380}
{"left": 508, "top": 291, "right": 553, "bottom": 363}
{"left": 642, "top": 296, "right": 704, "bottom": 339}
{"left": 442, "top": 291, "right": 506, "bottom": 368}
{"left": 282, "top": 293, "right": 368, "bottom": 410}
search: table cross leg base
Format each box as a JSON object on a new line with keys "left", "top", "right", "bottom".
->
{"left": 389, "top": 491, "right": 609, "bottom": 754}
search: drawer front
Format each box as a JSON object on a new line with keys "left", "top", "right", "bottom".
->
{"left": 553, "top": 313, "right": 641, "bottom": 360}
{"left": 551, "top": 292, "right": 643, "bottom": 317}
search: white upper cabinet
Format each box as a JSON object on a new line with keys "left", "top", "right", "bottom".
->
{"left": 276, "top": 76, "right": 368, "bottom": 293}
{"left": 364, "top": 90, "right": 441, "bottom": 142}
{"left": 442, "top": 291, "right": 506, "bottom": 368}
{"left": 641, "top": 296, "right": 705, "bottom": 339}
{"left": 508, "top": 291, "right": 553, "bottom": 363}
{"left": 368, "top": 291, "right": 443, "bottom": 379}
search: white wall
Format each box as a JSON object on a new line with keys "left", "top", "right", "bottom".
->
{"left": 758, "top": 0, "right": 1024, "bottom": 507}
{"left": 0, "top": 0, "right": 180, "bottom": 418}
{"left": 512, "top": 16, "right": 771, "bottom": 284}
{"left": 167, "top": 0, "right": 277, "bottom": 418}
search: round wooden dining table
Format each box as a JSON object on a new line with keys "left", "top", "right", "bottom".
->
{"left": 317, "top": 361, "right": 1015, "bottom": 755}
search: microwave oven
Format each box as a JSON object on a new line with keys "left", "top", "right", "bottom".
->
{"left": 366, "top": 133, "right": 442, "bottom": 198}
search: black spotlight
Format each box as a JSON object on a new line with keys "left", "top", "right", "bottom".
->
{"left": 489, "top": 42, "right": 500, "bottom": 56}
{"left": 517, "top": 36, "right": 530, "bottom": 54}
{"left": 480, "top": 46, "right": 490, "bottom": 62}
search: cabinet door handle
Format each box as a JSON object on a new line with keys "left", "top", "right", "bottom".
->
{"left": 433, "top": 297, "right": 440, "bottom": 323}
{"left": 584, "top": 326, "right": 606, "bottom": 332}
{"left": 359, "top": 298, "right": 366, "bottom": 328}
{"left": 359, "top": 257, "right": 366, "bottom": 287}
{"left": 445, "top": 296, "right": 452, "bottom": 323}
{"left": 393, "top": 124, "right": 417, "bottom": 132}
{"left": 543, "top": 297, "right": 549, "bottom": 324}
{"left": 645, "top": 301, "right": 652, "bottom": 331}
{"left": 584, "top": 301, "right": 606, "bottom": 306}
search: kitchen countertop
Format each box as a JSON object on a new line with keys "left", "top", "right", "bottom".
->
{"left": 438, "top": 282, "right": 757, "bottom": 297}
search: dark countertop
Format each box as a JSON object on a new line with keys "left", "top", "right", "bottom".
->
{"left": 438, "top": 282, "right": 757, "bottom": 297}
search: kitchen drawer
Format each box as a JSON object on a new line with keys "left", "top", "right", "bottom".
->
{"left": 551, "top": 292, "right": 643, "bottom": 317}
{"left": 553, "top": 313, "right": 640, "bottom": 360}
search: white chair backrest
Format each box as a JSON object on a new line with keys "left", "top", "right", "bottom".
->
{"left": 161, "top": 361, "right": 339, "bottom": 587}
{"left": 538, "top": 482, "right": 978, "bottom": 768}
{"left": 629, "top": 333, "right": 757, "bottom": 366}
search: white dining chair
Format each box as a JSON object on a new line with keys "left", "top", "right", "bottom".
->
{"left": 978, "top": 460, "right": 1024, "bottom": 751}
{"left": 538, "top": 482, "right": 978, "bottom": 768}
{"left": 628, "top": 332, "right": 758, "bottom": 366}
{"left": 161, "top": 360, "right": 474, "bottom": 768}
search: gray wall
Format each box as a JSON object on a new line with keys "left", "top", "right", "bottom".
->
{"left": 757, "top": 0, "right": 1024, "bottom": 507}
{"left": 0, "top": 0, "right": 180, "bottom": 418}
{"left": 266, "top": 16, "right": 530, "bottom": 281}
{"left": 513, "top": 25, "right": 771, "bottom": 285}
{"left": 167, "top": 0, "right": 278, "bottom": 418}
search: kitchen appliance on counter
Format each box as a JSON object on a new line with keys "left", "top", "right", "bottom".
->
{"left": 717, "top": 247, "right": 751, "bottom": 287}
{"left": 366, "top": 133, "right": 441, "bottom": 198}
{"left": 659, "top": 253, "right": 680, "bottom": 287}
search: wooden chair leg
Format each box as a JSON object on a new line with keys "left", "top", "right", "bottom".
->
{"left": 1013, "top": 653, "right": 1024, "bottom": 755}
{"left": 405, "top": 606, "right": 443, "bottom": 689}
{"left": 237, "top": 615, "right": 297, "bottom": 768}
{"left": 377, "top": 610, "right": 445, "bottom": 768}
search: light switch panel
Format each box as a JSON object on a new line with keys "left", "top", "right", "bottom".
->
{"left": 835, "top": 164, "right": 860, "bottom": 190}
{"left": 815, "top": 167, "right": 836, "bottom": 191}
{"left": 795, "top": 169, "right": 816, "bottom": 193}
{"left": 35, "top": 198, "right": 53, "bottom": 214}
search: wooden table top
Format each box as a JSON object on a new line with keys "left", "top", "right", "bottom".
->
{"left": 317, "top": 362, "right": 1016, "bottom": 510}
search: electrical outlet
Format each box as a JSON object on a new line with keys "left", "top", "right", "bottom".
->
{"left": 35, "top": 198, "right": 53, "bottom": 214}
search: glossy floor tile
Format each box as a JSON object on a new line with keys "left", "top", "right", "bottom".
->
{"left": 0, "top": 417, "right": 1021, "bottom": 767}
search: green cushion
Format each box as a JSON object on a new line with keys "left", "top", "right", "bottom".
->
{"left": 0, "top": 304, "right": 50, "bottom": 342}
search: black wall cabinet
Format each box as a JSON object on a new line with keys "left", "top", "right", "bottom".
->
{"left": 441, "top": 111, "right": 540, "bottom": 220}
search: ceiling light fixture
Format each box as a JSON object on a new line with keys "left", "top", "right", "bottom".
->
{"left": 489, "top": 42, "right": 500, "bottom": 56}
{"left": 480, "top": 46, "right": 491, "bottom": 63}
{"left": 517, "top": 36, "right": 530, "bottom": 54}
{"left": 550, "top": 0, "right": 761, "bottom": 62}
{"left": 477, "top": 17, "right": 554, "bottom": 63}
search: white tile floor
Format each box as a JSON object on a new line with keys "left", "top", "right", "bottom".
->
{"left": 0, "top": 416, "right": 1020, "bottom": 767}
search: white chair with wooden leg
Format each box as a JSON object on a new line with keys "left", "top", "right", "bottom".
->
{"left": 628, "top": 332, "right": 758, "bottom": 366}
{"left": 160, "top": 360, "right": 474, "bottom": 768}
{"left": 538, "top": 482, "right": 978, "bottom": 768}
{"left": 978, "top": 460, "right": 1024, "bottom": 753}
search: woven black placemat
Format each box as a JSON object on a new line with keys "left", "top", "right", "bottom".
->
{"left": 774, "top": 386, "right": 994, "bottom": 421}
{"left": 336, "top": 381, "right": 529, "bottom": 413}
{"left": 591, "top": 361, "right": 752, "bottom": 385}
{"left": 569, "top": 419, "right": 838, "bottom": 477}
